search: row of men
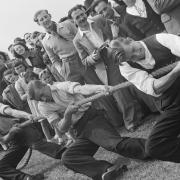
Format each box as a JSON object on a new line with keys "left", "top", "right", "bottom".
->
{"left": 0, "top": 0, "right": 180, "bottom": 179}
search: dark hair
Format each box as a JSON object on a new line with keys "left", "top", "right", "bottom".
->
{"left": 14, "top": 60, "right": 27, "bottom": 69}
{"left": 59, "top": 16, "right": 69, "bottom": 23}
{"left": 31, "top": 31, "right": 41, "bottom": 39}
{"left": 3, "top": 69, "right": 15, "bottom": 78}
{"left": 0, "top": 51, "right": 9, "bottom": 62}
{"left": 24, "top": 69, "right": 39, "bottom": 84}
{"left": 92, "top": 0, "right": 108, "bottom": 12}
{"left": 24, "top": 32, "right": 31, "bottom": 38}
{"left": 34, "top": 9, "right": 50, "bottom": 23}
{"left": 14, "top": 37, "right": 26, "bottom": 44}
{"left": 12, "top": 42, "right": 29, "bottom": 59}
{"left": 68, "top": 4, "right": 87, "bottom": 19}
{"left": 27, "top": 80, "right": 46, "bottom": 100}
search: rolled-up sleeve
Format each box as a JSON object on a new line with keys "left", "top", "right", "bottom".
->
{"left": 120, "top": 63, "right": 160, "bottom": 97}
{"left": 52, "top": 81, "right": 105, "bottom": 95}
{"left": 0, "top": 103, "right": 9, "bottom": 115}
{"left": 38, "top": 103, "right": 60, "bottom": 124}
{"left": 156, "top": 33, "right": 180, "bottom": 57}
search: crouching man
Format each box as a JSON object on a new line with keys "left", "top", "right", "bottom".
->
{"left": 110, "top": 33, "right": 180, "bottom": 163}
{"left": 27, "top": 80, "right": 149, "bottom": 180}
{"left": 0, "top": 96, "right": 66, "bottom": 180}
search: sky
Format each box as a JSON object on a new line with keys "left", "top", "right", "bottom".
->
{"left": 0, "top": 0, "right": 82, "bottom": 54}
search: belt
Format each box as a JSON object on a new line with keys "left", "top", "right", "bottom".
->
{"left": 61, "top": 53, "right": 78, "bottom": 62}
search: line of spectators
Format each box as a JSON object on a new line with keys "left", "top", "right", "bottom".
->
{"left": 0, "top": 0, "right": 180, "bottom": 180}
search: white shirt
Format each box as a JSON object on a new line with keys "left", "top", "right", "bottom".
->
{"left": 120, "top": 33, "right": 180, "bottom": 97}
{"left": 38, "top": 81, "right": 105, "bottom": 124}
{"left": 126, "top": 0, "right": 147, "bottom": 18}
{"left": 78, "top": 19, "right": 108, "bottom": 85}
{"left": 79, "top": 19, "right": 104, "bottom": 48}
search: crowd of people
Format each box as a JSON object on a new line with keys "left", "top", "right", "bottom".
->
{"left": 0, "top": 0, "right": 180, "bottom": 179}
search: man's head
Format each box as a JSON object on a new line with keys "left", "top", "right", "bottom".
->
{"left": 3, "top": 69, "right": 18, "bottom": 84}
{"left": 14, "top": 61, "right": 26, "bottom": 75}
{"left": 68, "top": 5, "right": 88, "bottom": 28}
{"left": 28, "top": 80, "right": 53, "bottom": 102}
{"left": 34, "top": 10, "right": 52, "bottom": 29}
{"left": 39, "top": 69, "right": 54, "bottom": 85}
{"left": 24, "top": 33, "right": 34, "bottom": 47}
{"left": 93, "top": 0, "right": 114, "bottom": 19}
{"left": 110, "top": 38, "right": 145, "bottom": 62}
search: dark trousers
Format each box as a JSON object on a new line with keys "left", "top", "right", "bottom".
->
{"left": 146, "top": 108, "right": 180, "bottom": 163}
{"left": 101, "top": 47, "right": 149, "bottom": 129}
{"left": 83, "top": 66, "right": 124, "bottom": 127}
{"left": 64, "top": 54, "right": 123, "bottom": 128}
{"left": 145, "top": 77, "right": 180, "bottom": 162}
{"left": 61, "top": 108, "right": 147, "bottom": 179}
{"left": 0, "top": 124, "right": 66, "bottom": 180}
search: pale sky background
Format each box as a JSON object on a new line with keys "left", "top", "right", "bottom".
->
{"left": 0, "top": 0, "right": 82, "bottom": 54}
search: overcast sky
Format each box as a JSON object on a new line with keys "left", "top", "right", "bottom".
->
{"left": 0, "top": 0, "right": 82, "bottom": 53}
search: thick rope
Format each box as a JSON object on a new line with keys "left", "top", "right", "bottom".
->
{"left": 17, "top": 147, "right": 33, "bottom": 170}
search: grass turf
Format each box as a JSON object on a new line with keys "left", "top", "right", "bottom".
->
{"left": 2, "top": 114, "right": 180, "bottom": 180}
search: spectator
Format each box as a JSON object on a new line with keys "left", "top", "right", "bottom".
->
{"left": 34, "top": 9, "right": 85, "bottom": 84}
{"left": 13, "top": 42, "right": 46, "bottom": 69}
{"left": 14, "top": 37, "right": 26, "bottom": 44}
{"left": 14, "top": 61, "right": 29, "bottom": 101}
{"left": 3, "top": 69, "right": 30, "bottom": 112}
{"left": 0, "top": 98, "right": 66, "bottom": 180}
{"left": 147, "top": 0, "right": 180, "bottom": 35}
{"left": 24, "top": 32, "right": 34, "bottom": 47}
{"left": 70, "top": 5, "right": 147, "bottom": 130}
{"left": 0, "top": 51, "right": 11, "bottom": 94}
{"left": 93, "top": 0, "right": 141, "bottom": 39}
{"left": 121, "top": 0, "right": 165, "bottom": 38}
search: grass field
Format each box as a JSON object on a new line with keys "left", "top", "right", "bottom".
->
{"left": 3, "top": 114, "right": 180, "bottom": 180}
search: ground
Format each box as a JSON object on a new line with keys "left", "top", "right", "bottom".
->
{"left": 2, "top": 114, "right": 180, "bottom": 180}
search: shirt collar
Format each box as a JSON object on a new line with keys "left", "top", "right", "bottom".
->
{"left": 78, "top": 19, "right": 95, "bottom": 37}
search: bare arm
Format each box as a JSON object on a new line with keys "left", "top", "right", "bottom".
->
{"left": 4, "top": 107, "right": 31, "bottom": 119}
{"left": 60, "top": 81, "right": 108, "bottom": 96}
{"left": 153, "top": 62, "right": 180, "bottom": 94}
